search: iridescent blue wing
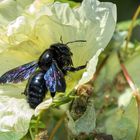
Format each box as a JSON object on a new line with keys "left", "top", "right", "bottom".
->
{"left": 44, "top": 61, "right": 66, "bottom": 94}
{"left": 0, "top": 61, "right": 38, "bottom": 84}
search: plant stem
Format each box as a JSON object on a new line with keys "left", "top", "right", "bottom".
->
{"left": 118, "top": 52, "right": 140, "bottom": 140}
{"left": 48, "top": 113, "right": 66, "bottom": 140}
{"left": 121, "top": 64, "right": 140, "bottom": 140}
{"left": 120, "top": 63, "right": 136, "bottom": 91}
{"left": 29, "top": 128, "right": 35, "bottom": 140}
{"left": 125, "top": 6, "right": 140, "bottom": 52}
{"left": 35, "top": 114, "right": 41, "bottom": 135}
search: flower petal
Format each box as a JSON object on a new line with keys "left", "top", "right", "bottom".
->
{"left": 76, "top": 48, "right": 103, "bottom": 88}
{"left": 7, "top": 16, "right": 32, "bottom": 45}
{"left": 34, "top": 98, "right": 53, "bottom": 116}
{"left": 31, "top": 0, "right": 117, "bottom": 66}
{"left": 0, "top": 96, "right": 33, "bottom": 140}
{"left": 0, "top": 0, "right": 117, "bottom": 139}
{"left": 0, "top": 0, "right": 33, "bottom": 25}
{"left": 1, "top": 0, "right": 116, "bottom": 92}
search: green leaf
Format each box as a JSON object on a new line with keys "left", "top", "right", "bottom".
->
{"left": 105, "top": 97, "right": 138, "bottom": 140}
{"left": 30, "top": 120, "right": 46, "bottom": 129}
{"left": 67, "top": 97, "right": 96, "bottom": 136}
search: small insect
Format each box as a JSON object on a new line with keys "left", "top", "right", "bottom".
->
{"left": 0, "top": 39, "right": 87, "bottom": 109}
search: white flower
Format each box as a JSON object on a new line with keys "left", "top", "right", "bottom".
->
{"left": 0, "top": 0, "right": 117, "bottom": 139}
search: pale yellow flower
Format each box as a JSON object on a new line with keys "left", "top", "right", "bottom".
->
{"left": 0, "top": 0, "right": 116, "bottom": 139}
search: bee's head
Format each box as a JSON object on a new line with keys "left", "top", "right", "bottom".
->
{"left": 50, "top": 43, "right": 73, "bottom": 66}
{"left": 50, "top": 40, "right": 86, "bottom": 66}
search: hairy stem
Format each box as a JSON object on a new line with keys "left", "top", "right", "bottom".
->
{"left": 118, "top": 52, "right": 140, "bottom": 140}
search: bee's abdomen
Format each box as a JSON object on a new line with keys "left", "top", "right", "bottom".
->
{"left": 24, "top": 70, "right": 47, "bottom": 109}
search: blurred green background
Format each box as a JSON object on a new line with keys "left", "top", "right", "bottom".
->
{"left": 101, "top": 0, "right": 140, "bottom": 22}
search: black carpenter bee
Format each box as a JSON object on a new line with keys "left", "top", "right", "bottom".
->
{"left": 0, "top": 40, "right": 87, "bottom": 109}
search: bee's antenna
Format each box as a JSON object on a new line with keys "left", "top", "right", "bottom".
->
{"left": 60, "top": 36, "right": 63, "bottom": 43}
{"left": 66, "top": 40, "right": 86, "bottom": 45}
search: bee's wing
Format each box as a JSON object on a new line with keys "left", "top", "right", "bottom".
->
{"left": 44, "top": 61, "right": 66, "bottom": 94}
{"left": 0, "top": 61, "right": 38, "bottom": 84}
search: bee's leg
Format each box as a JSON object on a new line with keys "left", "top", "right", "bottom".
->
{"left": 51, "top": 92, "right": 56, "bottom": 97}
{"left": 63, "top": 63, "right": 87, "bottom": 72}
